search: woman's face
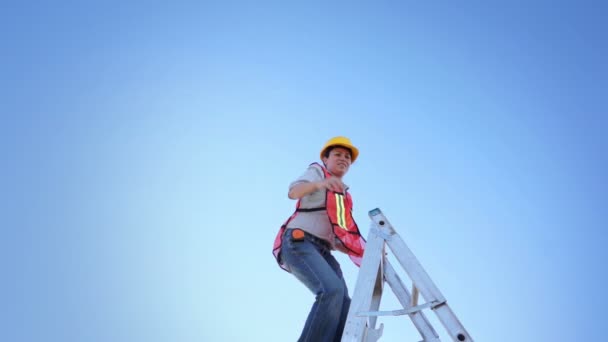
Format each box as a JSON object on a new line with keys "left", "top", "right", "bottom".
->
{"left": 323, "top": 146, "right": 352, "bottom": 177}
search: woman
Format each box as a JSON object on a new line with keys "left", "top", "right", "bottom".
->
{"left": 272, "top": 136, "right": 366, "bottom": 342}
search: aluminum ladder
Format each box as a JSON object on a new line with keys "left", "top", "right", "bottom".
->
{"left": 341, "top": 208, "right": 473, "bottom": 342}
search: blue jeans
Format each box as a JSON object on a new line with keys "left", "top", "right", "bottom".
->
{"left": 280, "top": 229, "right": 351, "bottom": 342}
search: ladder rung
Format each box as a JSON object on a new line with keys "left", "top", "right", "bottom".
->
{"left": 357, "top": 300, "right": 445, "bottom": 317}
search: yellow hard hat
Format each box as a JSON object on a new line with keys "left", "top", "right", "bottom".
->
{"left": 320, "top": 136, "right": 359, "bottom": 163}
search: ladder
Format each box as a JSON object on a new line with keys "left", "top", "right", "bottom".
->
{"left": 341, "top": 208, "right": 473, "bottom": 342}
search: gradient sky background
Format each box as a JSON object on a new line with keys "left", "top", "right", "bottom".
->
{"left": 2, "top": 1, "right": 607, "bottom": 342}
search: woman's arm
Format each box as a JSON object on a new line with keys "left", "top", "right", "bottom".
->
{"left": 288, "top": 177, "right": 346, "bottom": 199}
{"left": 288, "top": 181, "right": 322, "bottom": 199}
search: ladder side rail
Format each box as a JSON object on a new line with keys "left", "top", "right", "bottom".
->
{"left": 430, "top": 303, "right": 474, "bottom": 342}
{"left": 386, "top": 233, "right": 473, "bottom": 341}
{"left": 368, "top": 246, "right": 385, "bottom": 331}
{"left": 364, "top": 265, "right": 385, "bottom": 342}
{"left": 384, "top": 260, "right": 440, "bottom": 342}
{"left": 341, "top": 224, "right": 386, "bottom": 342}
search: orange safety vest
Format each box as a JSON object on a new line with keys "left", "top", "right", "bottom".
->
{"left": 272, "top": 163, "right": 366, "bottom": 272}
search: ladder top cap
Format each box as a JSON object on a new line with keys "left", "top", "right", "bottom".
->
{"left": 369, "top": 208, "right": 382, "bottom": 217}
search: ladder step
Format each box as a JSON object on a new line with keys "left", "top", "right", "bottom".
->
{"left": 357, "top": 300, "right": 445, "bottom": 317}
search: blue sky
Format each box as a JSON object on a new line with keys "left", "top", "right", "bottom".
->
{"left": 2, "top": 1, "right": 607, "bottom": 341}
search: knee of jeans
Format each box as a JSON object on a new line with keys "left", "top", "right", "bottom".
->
{"left": 321, "top": 284, "right": 346, "bottom": 301}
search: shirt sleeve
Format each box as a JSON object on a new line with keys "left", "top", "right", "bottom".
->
{"left": 289, "top": 164, "right": 324, "bottom": 190}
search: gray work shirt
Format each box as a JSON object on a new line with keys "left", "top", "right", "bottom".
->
{"left": 285, "top": 163, "right": 349, "bottom": 248}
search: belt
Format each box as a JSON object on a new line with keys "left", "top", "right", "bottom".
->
{"left": 285, "top": 228, "right": 331, "bottom": 249}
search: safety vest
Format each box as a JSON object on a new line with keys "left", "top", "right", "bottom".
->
{"left": 272, "top": 163, "right": 366, "bottom": 272}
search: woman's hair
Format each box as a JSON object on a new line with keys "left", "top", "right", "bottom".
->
{"left": 323, "top": 146, "right": 353, "bottom": 158}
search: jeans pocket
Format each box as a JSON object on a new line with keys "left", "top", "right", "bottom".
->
{"left": 282, "top": 230, "right": 310, "bottom": 256}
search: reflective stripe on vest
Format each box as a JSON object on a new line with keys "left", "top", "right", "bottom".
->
{"left": 334, "top": 193, "right": 347, "bottom": 230}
